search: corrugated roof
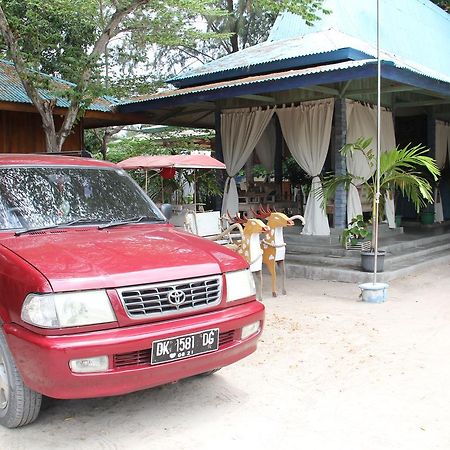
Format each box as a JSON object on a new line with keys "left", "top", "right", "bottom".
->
{"left": 125, "top": 40, "right": 450, "bottom": 109}
{"left": 170, "top": 0, "right": 450, "bottom": 87}
{"left": 269, "top": 0, "right": 450, "bottom": 77}
{"left": 0, "top": 59, "right": 116, "bottom": 112}
{"left": 122, "top": 60, "right": 377, "bottom": 107}
{"left": 168, "top": 28, "right": 374, "bottom": 84}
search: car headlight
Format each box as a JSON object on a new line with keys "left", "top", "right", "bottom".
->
{"left": 225, "top": 269, "right": 256, "bottom": 302}
{"left": 21, "top": 290, "right": 116, "bottom": 328}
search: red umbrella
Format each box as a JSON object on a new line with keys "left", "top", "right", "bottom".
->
{"left": 118, "top": 154, "right": 226, "bottom": 203}
{"left": 117, "top": 154, "right": 226, "bottom": 170}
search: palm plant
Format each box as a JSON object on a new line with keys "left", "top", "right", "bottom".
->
{"left": 322, "top": 138, "right": 440, "bottom": 250}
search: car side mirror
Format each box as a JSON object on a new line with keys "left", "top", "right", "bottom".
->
{"left": 160, "top": 203, "right": 173, "bottom": 220}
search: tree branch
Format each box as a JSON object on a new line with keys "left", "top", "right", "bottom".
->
{"left": 57, "top": 0, "right": 150, "bottom": 149}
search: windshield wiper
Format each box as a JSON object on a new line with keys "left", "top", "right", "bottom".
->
{"left": 15, "top": 224, "right": 60, "bottom": 236}
{"left": 98, "top": 216, "right": 165, "bottom": 230}
{"left": 15, "top": 218, "right": 100, "bottom": 236}
{"left": 60, "top": 218, "right": 101, "bottom": 227}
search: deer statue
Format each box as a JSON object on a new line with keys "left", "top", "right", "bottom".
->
{"left": 228, "top": 212, "right": 269, "bottom": 301}
{"left": 252, "top": 206, "right": 305, "bottom": 297}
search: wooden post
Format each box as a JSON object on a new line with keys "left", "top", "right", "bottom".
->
{"left": 333, "top": 98, "right": 347, "bottom": 229}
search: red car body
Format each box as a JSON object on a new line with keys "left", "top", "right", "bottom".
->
{"left": 0, "top": 155, "right": 264, "bottom": 401}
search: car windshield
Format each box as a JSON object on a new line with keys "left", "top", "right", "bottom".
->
{"left": 0, "top": 165, "right": 165, "bottom": 231}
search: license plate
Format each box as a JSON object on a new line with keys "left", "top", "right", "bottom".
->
{"left": 151, "top": 328, "right": 219, "bottom": 365}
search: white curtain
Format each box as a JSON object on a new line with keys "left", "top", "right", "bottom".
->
{"left": 346, "top": 102, "right": 396, "bottom": 227}
{"left": 435, "top": 121, "right": 450, "bottom": 222}
{"left": 255, "top": 118, "right": 276, "bottom": 171}
{"left": 277, "top": 98, "right": 334, "bottom": 235}
{"left": 221, "top": 107, "right": 274, "bottom": 217}
{"left": 381, "top": 109, "right": 397, "bottom": 228}
{"left": 346, "top": 102, "right": 377, "bottom": 224}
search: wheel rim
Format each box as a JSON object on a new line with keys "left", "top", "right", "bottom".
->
{"left": 0, "top": 352, "right": 9, "bottom": 410}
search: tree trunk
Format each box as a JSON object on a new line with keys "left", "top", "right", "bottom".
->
{"left": 0, "top": 2, "right": 148, "bottom": 153}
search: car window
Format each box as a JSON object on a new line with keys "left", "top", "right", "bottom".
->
{"left": 0, "top": 166, "right": 165, "bottom": 231}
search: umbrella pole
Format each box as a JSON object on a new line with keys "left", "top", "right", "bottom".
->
{"left": 193, "top": 169, "right": 197, "bottom": 210}
{"left": 145, "top": 170, "right": 148, "bottom": 193}
{"left": 161, "top": 175, "right": 164, "bottom": 203}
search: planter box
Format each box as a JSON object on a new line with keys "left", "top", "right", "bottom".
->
{"left": 420, "top": 211, "right": 435, "bottom": 225}
{"left": 361, "top": 250, "right": 386, "bottom": 272}
{"left": 345, "top": 240, "right": 372, "bottom": 251}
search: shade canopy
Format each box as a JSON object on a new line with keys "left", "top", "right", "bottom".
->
{"left": 118, "top": 154, "right": 226, "bottom": 170}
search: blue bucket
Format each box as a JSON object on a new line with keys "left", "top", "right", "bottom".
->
{"left": 358, "top": 282, "right": 389, "bottom": 303}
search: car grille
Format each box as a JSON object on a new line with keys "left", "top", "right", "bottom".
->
{"left": 117, "top": 275, "right": 222, "bottom": 318}
{"left": 113, "top": 330, "right": 236, "bottom": 369}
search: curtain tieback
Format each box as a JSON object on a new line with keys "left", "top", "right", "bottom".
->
{"left": 224, "top": 176, "right": 233, "bottom": 195}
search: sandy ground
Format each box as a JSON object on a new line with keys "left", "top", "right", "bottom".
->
{"left": 2, "top": 264, "right": 450, "bottom": 450}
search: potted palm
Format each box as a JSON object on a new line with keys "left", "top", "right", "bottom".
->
{"left": 322, "top": 138, "right": 440, "bottom": 271}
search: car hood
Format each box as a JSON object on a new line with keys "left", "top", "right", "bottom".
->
{"left": 0, "top": 225, "right": 246, "bottom": 292}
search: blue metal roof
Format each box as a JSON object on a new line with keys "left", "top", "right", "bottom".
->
{"left": 118, "top": 59, "right": 450, "bottom": 114}
{"left": 269, "top": 0, "right": 450, "bottom": 78}
{"left": 170, "top": 0, "right": 450, "bottom": 88}
{"left": 0, "top": 59, "right": 115, "bottom": 112}
{"left": 168, "top": 29, "right": 375, "bottom": 87}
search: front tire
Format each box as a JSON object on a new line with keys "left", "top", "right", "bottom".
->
{"left": 197, "top": 368, "right": 221, "bottom": 377}
{"left": 0, "top": 329, "right": 42, "bottom": 428}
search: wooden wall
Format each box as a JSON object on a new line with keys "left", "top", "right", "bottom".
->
{"left": 0, "top": 109, "right": 82, "bottom": 153}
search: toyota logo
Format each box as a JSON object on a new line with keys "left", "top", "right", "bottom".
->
{"left": 167, "top": 289, "right": 186, "bottom": 306}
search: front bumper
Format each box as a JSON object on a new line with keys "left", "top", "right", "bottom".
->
{"left": 4, "top": 301, "right": 264, "bottom": 399}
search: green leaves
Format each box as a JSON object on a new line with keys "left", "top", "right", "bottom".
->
{"left": 322, "top": 140, "right": 441, "bottom": 222}
{"left": 340, "top": 215, "right": 372, "bottom": 247}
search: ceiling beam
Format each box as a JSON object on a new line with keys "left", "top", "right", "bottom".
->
{"left": 157, "top": 107, "right": 187, "bottom": 123}
{"left": 301, "top": 85, "right": 340, "bottom": 96}
{"left": 339, "top": 80, "right": 352, "bottom": 97}
{"left": 395, "top": 99, "right": 450, "bottom": 108}
{"left": 347, "top": 85, "right": 421, "bottom": 95}
{"left": 236, "top": 94, "right": 275, "bottom": 103}
{"left": 190, "top": 111, "right": 214, "bottom": 126}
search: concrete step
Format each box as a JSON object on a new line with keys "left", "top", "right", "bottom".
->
{"left": 285, "top": 230, "right": 450, "bottom": 256}
{"left": 286, "top": 240, "right": 450, "bottom": 268}
{"left": 285, "top": 233, "right": 450, "bottom": 283}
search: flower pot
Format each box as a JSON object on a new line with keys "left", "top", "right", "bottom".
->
{"left": 360, "top": 250, "right": 386, "bottom": 272}
{"left": 420, "top": 211, "right": 435, "bottom": 225}
{"left": 395, "top": 215, "right": 402, "bottom": 227}
{"left": 358, "top": 282, "right": 389, "bottom": 303}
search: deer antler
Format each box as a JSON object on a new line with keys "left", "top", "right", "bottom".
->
{"left": 251, "top": 205, "right": 271, "bottom": 219}
{"left": 227, "top": 211, "right": 248, "bottom": 224}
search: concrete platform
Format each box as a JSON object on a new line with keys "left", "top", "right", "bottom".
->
{"left": 284, "top": 221, "right": 450, "bottom": 283}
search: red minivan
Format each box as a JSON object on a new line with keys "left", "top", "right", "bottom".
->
{"left": 0, "top": 154, "right": 264, "bottom": 428}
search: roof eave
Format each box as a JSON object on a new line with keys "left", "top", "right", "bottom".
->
{"left": 168, "top": 48, "right": 373, "bottom": 89}
{"left": 119, "top": 62, "right": 379, "bottom": 113}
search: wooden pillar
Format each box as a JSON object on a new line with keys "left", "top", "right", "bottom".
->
{"left": 333, "top": 98, "right": 347, "bottom": 229}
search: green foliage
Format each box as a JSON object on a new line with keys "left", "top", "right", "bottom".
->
{"left": 283, "top": 156, "right": 310, "bottom": 187}
{"left": 96, "top": 133, "right": 221, "bottom": 205}
{"left": 0, "top": 0, "right": 227, "bottom": 116}
{"left": 340, "top": 214, "right": 371, "bottom": 247}
{"left": 252, "top": 164, "right": 272, "bottom": 179}
{"left": 322, "top": 138, "right": 440, "bottom": 249}
{"left": 322, "top": 138, "right": 440, "bottom": 215}
{"left": 431, "top": 0, "right": 450, "bottom": 12}
{"left": 154, "top": 0, "right": 327, "bottom": 75}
